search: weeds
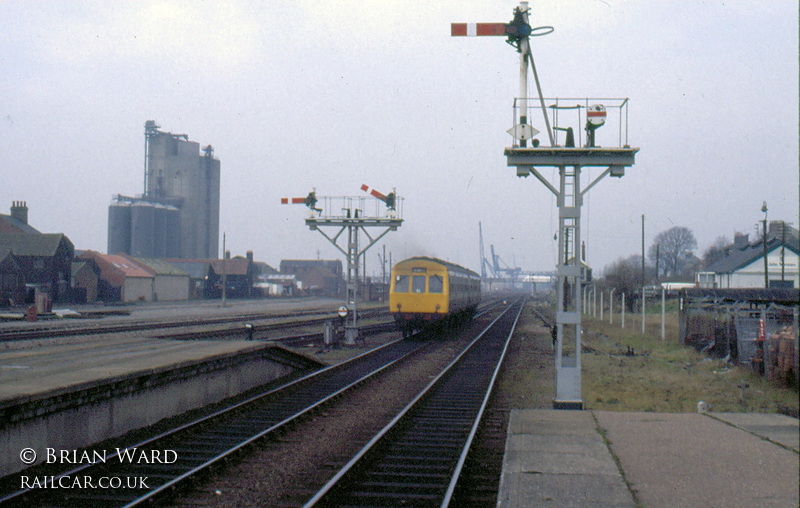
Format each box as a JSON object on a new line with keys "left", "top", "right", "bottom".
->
{"left": 581, "top": 311, "right": 799, "bottom": 413}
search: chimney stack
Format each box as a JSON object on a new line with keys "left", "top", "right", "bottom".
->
{"left": 733, "top": 232, "right": 749, "bottom": 249}
{"left": 10, "top": 201, "right": 28, "bottom": 225}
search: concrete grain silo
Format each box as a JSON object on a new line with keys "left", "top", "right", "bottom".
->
{"left": 107, "top": 122, "right": 220, "bottom": 259}
{"left": 130, "top": 201, "right": 156, "bottom": 258}
{"left": 107, "top": 198, "right": 132, "bottom": 255}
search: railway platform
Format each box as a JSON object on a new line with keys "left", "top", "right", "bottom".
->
{"left": 498, "top": 409, "right": 799, "bottom": 507}
{"left": 0, "top": 298, "right": 341, "bottom": 477}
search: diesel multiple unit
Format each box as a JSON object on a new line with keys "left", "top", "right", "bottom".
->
{"left": 389, "top": 257, "right": 481, "bottom": 336}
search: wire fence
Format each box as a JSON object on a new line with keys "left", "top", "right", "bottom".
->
{"left": 680, "top": 293, "right": 798, "bottom": 388}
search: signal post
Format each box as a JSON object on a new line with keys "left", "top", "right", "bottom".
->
{"left": 453, "top": 2, "right": 639, "bottom": 409}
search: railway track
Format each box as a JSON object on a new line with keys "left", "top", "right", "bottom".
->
{"left": 305, "top": 297, "right": 525, "bottom": 507}
{"left": 0, "top": 331, "right": 427, "bottom": 507}
{"left": 0, "top": 307, "right": 389, "bottom": 342}
{"left": 1, "top": 298, "right": 519, "bottom": 506}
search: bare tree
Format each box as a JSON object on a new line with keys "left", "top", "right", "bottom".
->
{"left": 701, "top": 235, "right": 731, "bottom": 268}
{"left": 602, "top": 255, "right": 645, "bottom": 311}
{"left": 648, "top": 226, "right": 697, "bottom": 278}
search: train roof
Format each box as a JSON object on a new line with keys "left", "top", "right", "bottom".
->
{"left": 393, "top": 256, "right": 479, "bottom": 277}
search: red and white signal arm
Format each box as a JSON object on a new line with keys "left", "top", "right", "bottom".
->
{"left": 587, "top": 104, "right": 606, "bottom": 127}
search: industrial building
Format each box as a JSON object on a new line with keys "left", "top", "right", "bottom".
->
{"left": 108, "top": 121, "right": 220, "bottom": 260}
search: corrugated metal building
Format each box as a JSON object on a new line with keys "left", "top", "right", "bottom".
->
{"left": 163, "top": 260, "right": 210, "bottom": 299}
{"left": 121, "top": 255, "right": 189, "bottom": 301}
{"left": 79, "top": 251, "right": 154, "bottom": 302}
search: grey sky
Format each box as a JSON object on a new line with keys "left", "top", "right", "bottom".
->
{"left": 1, "top": 0, "right": 797, "bottom": 276}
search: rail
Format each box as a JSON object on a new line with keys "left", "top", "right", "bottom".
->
{"left": 305, "top": 297, "right": 525, "bottom": 506}
{"left": 0, "top": 335, "right": 425, "bottom": 507}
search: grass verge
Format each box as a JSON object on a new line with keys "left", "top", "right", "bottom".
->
{"left": 581, "top": 310, "right": 799, "bottom": 413}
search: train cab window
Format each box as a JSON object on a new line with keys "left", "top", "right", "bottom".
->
{"left": 394, "top": 275, "right": 409, "bottom": 293}
{"left": 429, "top": 275, "right": 443, "bottom": 293}
{"left": 412, "top": 275, "right": 426, "bottom": 293}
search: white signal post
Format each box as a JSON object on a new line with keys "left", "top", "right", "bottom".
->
{"left": 282, "top": 186, "right": 403, "bottom": 345}
{"left": 453, "top": 2, "right": 639, "bottom": 410}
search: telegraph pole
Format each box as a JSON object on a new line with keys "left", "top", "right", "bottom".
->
{"left": 222, "top": 232, "right": 227, "bottom": 308}
{"left": 641, "top": 214, "right": 645, "bottom": 334}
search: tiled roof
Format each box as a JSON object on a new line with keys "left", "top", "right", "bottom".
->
{"left": 0, "top": 214, "right": 40, "bottom": 234}
{"left": 706, "top": 234, "right": 799, "bottom": 274}
{"left": 0, "top": 233, "right": 72, "bottom": 257}
{"left": 0, "top": 248, "right": 15, "bottom": 263}
{"left": 79, "top": 251, "right": 152, "bottom": 278}
{"left": 210, "top": 258, "right": 250, "bottom": 276}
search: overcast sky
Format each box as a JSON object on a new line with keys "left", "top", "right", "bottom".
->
{"left": 2, "top": 0, "right": 797, "bottom": 277}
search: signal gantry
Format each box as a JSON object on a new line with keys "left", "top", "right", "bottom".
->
{"left": 282, "top": 185, "right": 403, "bottom": 345}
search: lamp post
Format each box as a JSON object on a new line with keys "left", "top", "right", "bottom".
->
{"left": 762, "top": 201, "right": 768, "bottom": 288}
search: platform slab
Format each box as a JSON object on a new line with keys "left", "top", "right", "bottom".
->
{"left": 500, "top": 409, "right": 800, "bottom": 508}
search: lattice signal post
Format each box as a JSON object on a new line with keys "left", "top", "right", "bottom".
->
{"left": 453, "top": 2, "right": 639, "bottom": 409}
{"left": 282, "top": 186, "right": 403, "bottom": 345}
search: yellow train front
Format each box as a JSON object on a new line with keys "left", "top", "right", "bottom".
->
{"left": 389, "top": 257, "right": 481, "bottom": 336}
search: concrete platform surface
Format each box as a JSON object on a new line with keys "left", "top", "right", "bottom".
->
{"left": 0, "top": 298, "right": 343, "bottom": 402}
{"left": 499, "top": 410, "right": 799, "bottom": 508}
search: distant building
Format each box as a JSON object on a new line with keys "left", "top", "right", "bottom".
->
{"left": 0, "top": 201, "right": 74, "bottom": 303}
{"left": 79, "top": 250, "right": 154, "bottom": 302}
{"left": 207, "top": 256, "right": 254, "bottom": 299}
{"left": 0, "top": 201, "right": 39, "bottom": 234}
{"left": 280, "top": 259, "right": 344, "bottom": 297}
{"left": 255, "top": 274, "right": 297, "bottom": 297}
{"left": 71, "top": 258, "right": 101, "bottom": 303}
{"left": 0, "top": 233, "right": 74, "bottom": 303}
{"left": 696, "top": 221, "right": 799, "bottom": 289}
{"left": 0, "top": 249, "right": 25, "bottom": 306}
{"left": 107, "top": 121, "right": 220, "bottom": 259}
{"left": 163, "top": 259, "right": 211, "bottom": 299}
{"left": 120, "top": 254, "right": 190, "bottom": 301}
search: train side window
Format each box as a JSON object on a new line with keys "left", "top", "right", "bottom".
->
{"left": 412, "top": 275, "right": 426, "bottom": 293}
{"left": 395, "top": 275, "right": 409, "bottom": 292}
{"left": 429, "top": 275, "right": 443, "bottom": 293}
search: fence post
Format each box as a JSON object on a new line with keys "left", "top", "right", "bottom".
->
{"left": 600, "top": 291, "right": 604, "bottom": 321}
{"left": 622, "top": 293, "right": 626, "bottom": 328}
{"left": 794, "top": 306, "right": 799, "bottom": 388}
{"left": 661, "top": 287, "right": 666, "bottom": 341}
